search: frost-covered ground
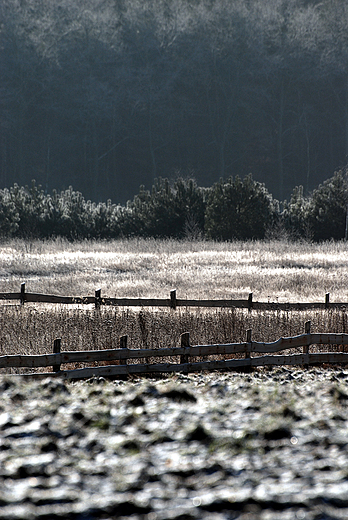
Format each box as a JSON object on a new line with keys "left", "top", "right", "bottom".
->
{"left": 0, "top": 238, "right": 348, "bottom": 302}
{"left": 1, "top": 368, "right": 348, "bottom": 519}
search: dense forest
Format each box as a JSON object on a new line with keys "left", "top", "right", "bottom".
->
{"left": 1, "top": 0, "right": 348, "bottom": 203}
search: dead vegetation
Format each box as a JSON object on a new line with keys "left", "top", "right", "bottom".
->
{"left": 0, "top": 237, "right": 348, "bottom": 302}
{"left": 1, "top": 305, "right": 348, "bottom": 374}
{"left": 0, "top": 238, "right": 348, "bottom": 373}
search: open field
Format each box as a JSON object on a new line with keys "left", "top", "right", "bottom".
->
{"left": 0, "top": 238, "right": 348, "bottom": 365}
{"left": 0, "top": 237, "right": 348, "bottom": 302}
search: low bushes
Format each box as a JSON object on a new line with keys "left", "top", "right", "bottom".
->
{"left": 1, "top": 170, "right": 348, "bottom": 241}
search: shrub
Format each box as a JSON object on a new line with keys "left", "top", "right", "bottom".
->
{"left": 9, "top": 181, "right": 47, "bottom": 238}
{"left": 89, "top": 200, "right": 123, "bottom": 239}
{"left": 282, "top": 185, "right": 312, "bottom": 240}
{"left": 39, "top": 188, "right": 122, "bottom": 240}
{"left": 126, "top": 177, "right": 206, "bottom": 238}
{"left": 0, "top": 188, "right": 19, "bottom": 237}
{"left": 307, "top": 169, "right": 348, "bottom": 241}
{"left": 205, "top": 174, "right": 278, "bottom": 240}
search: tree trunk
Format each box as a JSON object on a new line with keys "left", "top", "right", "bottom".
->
{"left": 277, "top": 79, "right": 285, "bottom": 200}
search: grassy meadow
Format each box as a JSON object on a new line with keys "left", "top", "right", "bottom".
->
{"left": 1, "top": 237, "right": 348, "bottom": 301}
{"left": 0, "top": 238, "right": 348, "bottom": 370}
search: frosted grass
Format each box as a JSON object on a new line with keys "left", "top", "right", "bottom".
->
{"left": 0, "top": 238, "right": 347, "bottom": 303}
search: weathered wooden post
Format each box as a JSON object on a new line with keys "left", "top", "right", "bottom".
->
{"left": 325, "top": 293, "right": 330, "bottom": 309}
{"left": 303, "top": 321, "right": 311, "bottom": 368}
{"left": 246, "top": 329, "right": 252, "bottom": 359}
{"left": 245, "top": 329, "right": 252, "bottom": 372}
{"left": 52, "top": 338, "right": 61, "bottom": 373}
{"left": 120, "top": 335, "right": 128, "bottom": 367}
{"left": 248, "top": 293, "right": 253, "bottom": 312}
{"left": 120, "top": 335, "right": 128, "bottom": 349}
{"left": 95, "top": 288, "right": 102, "bottom": 310}
{"left": 170, "top": 289, "right": 177, "bottom": 310}
{"left": 180, "top": 332, "right": 190, "bottom": 372}
{"left": 20, "top": 282, "right": 26, "bottom": 306}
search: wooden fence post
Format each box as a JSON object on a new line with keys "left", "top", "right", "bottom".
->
{"left": 180, "top": 332, "right": 190, "bottom": 370}
{"left": 20, "top": 282, "right": 26, "bottom": 306}
{"left": 303, "top": 321, "right": 311, "bottom": 368}
{"left": 248, "top": 293, "right": 253, "bottom": 312}
{"left": 52, "top": 338, "right": 61, "bottom": 373}
{"left": 120, "top": 335, "right": 128, "bottom": 349}
{"left": 170, "top": 289, "right": 177, "bottom": 310}
{"left": 244, "top": 329, "right": 252, "bottom": 372}
{"left": 95, "top": 288, "right": 102, "bottom": 310}
{"left": 246, "top": 329, "right": 252, "bottom": 359}
{"left": 120, "top": 335, "right": 128, "bottom": 366}
{"left": 325, "top": 293, "right": 330, "bottom": 309}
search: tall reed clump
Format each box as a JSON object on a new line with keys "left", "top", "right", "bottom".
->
{"left": 1, "top": 306, "right": 348, "bottom": 373}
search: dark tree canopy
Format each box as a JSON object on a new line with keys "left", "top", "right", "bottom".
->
{"left": 1, "top": 0, "right": 348, "bottom": 203}
{"left": 1, "top": 170, "right": 348, "bottom": 241}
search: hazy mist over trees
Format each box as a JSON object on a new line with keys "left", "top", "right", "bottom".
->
{"left": 1, "top": 0, "right": 348, "bottom": 203}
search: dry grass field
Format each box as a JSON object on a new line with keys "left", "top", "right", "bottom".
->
{"left": 0, "top": 237, "right": 348, "bottom": 301}
{"left": 0, "top": 238, "right": 348, "bottom": 368}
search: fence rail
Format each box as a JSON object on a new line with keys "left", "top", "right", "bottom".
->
{"left": 2, "top": 322, "right": 348, "bottom": 379}
{"left": 0, "top": 283, "right": 347, "bottom": 311}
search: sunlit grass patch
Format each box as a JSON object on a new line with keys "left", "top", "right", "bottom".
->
{"left": 1, "top": 238, "right": 347, "bottom": 302}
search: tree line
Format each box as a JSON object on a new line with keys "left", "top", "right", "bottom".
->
{"left": 1, "top": 171, "right": 347, "bottom": 242}
{"left": 1, "top": 0, "right": 348, "bottom": 203}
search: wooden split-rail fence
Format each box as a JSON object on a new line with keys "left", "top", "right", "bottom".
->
{"left": 0, "top": 283, "right": 347, "bottom": 311}
{"left": 2, "top": 322, "right": 348, "bottom": 380}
